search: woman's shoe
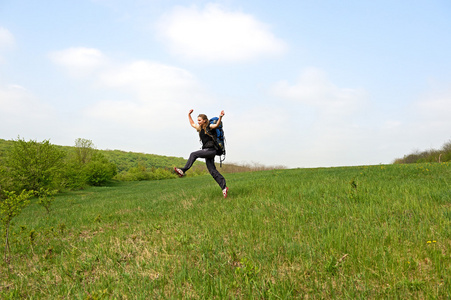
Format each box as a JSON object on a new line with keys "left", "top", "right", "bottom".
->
{"left": 174, "top": 167, "right": 185, "bottom": 177}
{"left": 222, "top": 187, "right": 229, "bottom": 198}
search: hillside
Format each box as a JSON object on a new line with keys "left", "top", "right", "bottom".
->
{"left": 0, "top": 138, "right": 283, "bottom": 180}
{"left": 0, "top": 138, "right": 187, "bottom": 168}
{"left": 1, "top": 162, "right": 450, "bottom": 298}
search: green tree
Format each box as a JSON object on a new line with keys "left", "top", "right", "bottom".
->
{"left": 62, "top": 139, "right": 117, "bottom": 187}
{"left": 1, "top": 190, "right": 33, "bottom": 262}
{"left": 74, "top": 138, "right": 95, "bottom": 164}
{"left": 5, "top": 138, "right": 65, "bottom": 192}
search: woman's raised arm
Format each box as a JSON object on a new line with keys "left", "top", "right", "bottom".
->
{"left": 188, "top": 109, "right": 200, "bottom": 130}
{"left": 210, "top": 110, "right": 225, "bottom": 130}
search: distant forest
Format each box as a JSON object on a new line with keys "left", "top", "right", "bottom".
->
{"left": 393, "top": 140, "right": 451, "bottom": 164}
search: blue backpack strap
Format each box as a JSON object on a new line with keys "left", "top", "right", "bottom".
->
{"left": 209, "top": 117, "right": 226, "bottom": 165}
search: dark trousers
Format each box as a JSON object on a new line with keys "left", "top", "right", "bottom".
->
{"left": 181, "top": 148, "right": 227, "bottom": 190}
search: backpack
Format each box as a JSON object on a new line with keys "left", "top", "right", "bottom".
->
{"left": 209, "top": 117, "right": 226, "bottom": 165}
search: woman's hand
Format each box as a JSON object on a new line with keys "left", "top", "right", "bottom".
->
{"left": 188, "top": 109, "right": 198, "bottom": 130}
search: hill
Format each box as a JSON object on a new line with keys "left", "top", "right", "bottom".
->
{"left": 0, "top": 138, "right": 284, "bottom": 181}
{"left": 1, "top": 162, "right": 450, "bottom": 298}
{"left": 0, "top": 138, "right": 196, "bottom": 173}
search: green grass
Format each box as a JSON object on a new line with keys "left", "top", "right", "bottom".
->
{"left": 1, "top": 162, "right": 451, "bottom": 299}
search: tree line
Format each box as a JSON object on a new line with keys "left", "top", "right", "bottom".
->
{"left": 393, "top": 139, "right": 451, "bottom": 164}
{"left": 0, "top": 138, "right": 117, "bottom": 195}
{"left": 0, "top": 137, "right": 204, "bottom": 195}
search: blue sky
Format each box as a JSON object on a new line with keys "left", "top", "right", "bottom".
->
{"left": 1, "top": 0, "right": 450, "bottom": 168}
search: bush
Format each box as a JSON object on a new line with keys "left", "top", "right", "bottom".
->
{"left": 114, "top": 165, "right": 177, "bottom": 181}
{"left": 121, "top": 165, "right": 150, "bottom": 181}
{"left": 60, "top": 140, "right": 117, "bottom": 188}
{"left": 1, "top": 189, "right": 33, "bottom": 261}
{"left": 4, "top": 138, "right": 65, "bottom": 192}
{"left": 59, "top": 159, "right": 88, "bottom": 190}
{"left": 0, "top": 165, "right": 13, "bottom": 199}
{"left": 394, "top": 139, "right": 451, "bottom": 164}
{"left": 147, "top": 167, "right": 177, "bottom": 180}
{"left": 83, "top": 155, "right": 117, "bottom": 186}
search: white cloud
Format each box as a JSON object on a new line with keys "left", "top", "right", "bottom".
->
{"left": 270, "top": 74, "right": 451, "bottom": 167}
{"left": 271, "top": 67, "right": 367, "bottom": 117}
{"left": 0, "top": 84, "right": 57, "bottom": 139}
{"left": 86, "top": 60, "right": 210, "bottom": 130}
{"left": 382, "top": 120, "right": 402, "bottom": 130}
{"left": 414, "top": 90, "right": 451, "bottom": 121}
{"left": 0, "top": 27, "right": 15, "bottom": 63}
{"left": 0, "top": 85, "right": 48, "bottom": 116}
{"left": 48, "top": 47, "right": 210, "bottom": 129}
{"left": 369, "top": 87, "right": 451, "bottom": 163}
{"left": 98, "top": 60, "right": 201, "bottom": 100}
{"left": 46, "top": 52, "right": 212, "bottom": 130}
{"left": 46, "top": 47, "right": 215, "bottom": 151}
{"left": 264, "top": 68, "right": 375, "bottom": 167}
{"left": 49, "top": 47, "right": 108, "bottom": 77}
{"left": 0, "top": 27, "right": 14, "bottom": 49}
{"left": 410, "top": 86, "right": 451, "bottom": 137}
{"left": 156, "top": 3, "right": 287, "bottom": 62}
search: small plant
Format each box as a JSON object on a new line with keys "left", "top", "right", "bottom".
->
{"left": 29, "top": 229, "right": 37, "bottom": 254}
{"left": 0, "top": 189, "right": 33, "bottom": 262}
{"left": 348, "top": 179, "right": 359, "bottom": 200}
{"left": 396, "top": 279, "right": 425, "bottom": 291}
{"left": 235, "top": 257, "right": 260, "bottom": 284}
{"left": 325, "top": 255, "right": 339, "bottom": 275}
{"left": 94, "top": 214, "right": 102, "bottom": 223}
{"left": 175, "top": 233, "right": 192, "bottom": 245}
{"left": 58, "top": 223, "right": 66, "bottom": 234}
{"left": 86, "top": 288, "right": 110, "bottom": 300}
{"left": 35, "top": 188, "right": 57, "bottom": 214}
{"left": 45, "top": 246, "right": 54, "bottom": 259}
{"left": 325, "top": 254, "right": 348, "bottom": 275}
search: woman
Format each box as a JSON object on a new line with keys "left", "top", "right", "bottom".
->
{"left": 174, "top": 109, "right": 228, "bottom": 198}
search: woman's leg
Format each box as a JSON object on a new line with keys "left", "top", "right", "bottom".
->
{"left": 181, "top": 149, "right": 216, "bottom": 173}
{"left": 205, "top": 156, "right": 227, "bottom": 190}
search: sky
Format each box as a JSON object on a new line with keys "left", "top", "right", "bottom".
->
{"left": 1, "top": 0, "right": 450, "bottom": 168}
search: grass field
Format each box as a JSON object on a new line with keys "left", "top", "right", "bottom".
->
{"left": 1, "top": 162, "right": 451, "bottom": 299}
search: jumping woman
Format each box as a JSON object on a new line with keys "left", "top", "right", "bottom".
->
{"left": 174, "top": 109, "right": 228, "bottom": 198}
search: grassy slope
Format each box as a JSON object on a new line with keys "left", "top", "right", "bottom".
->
{"left": 0, "top": 138, "right": 258, "bottom": 175}
{"left": 1, "top": 163, "right": 451, "bottom": 298}
{"left": 0, "top": 138, "right": 197, "bottom": 173}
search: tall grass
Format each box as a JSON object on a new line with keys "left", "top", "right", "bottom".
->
{"left": 1, "top": 162, "right": 450, "bottom": 298}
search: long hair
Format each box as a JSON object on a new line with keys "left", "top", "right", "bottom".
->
{"left": 198, "top": 113, "right": 216, "bottom": 139}
{"left": 198, "top": 114, "right": 209, "bottom": 129}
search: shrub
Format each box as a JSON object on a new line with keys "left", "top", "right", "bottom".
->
{"left": 1, "top": 189, "right": 33, "bottom": 261}
{"left": 35, "top": 188, "right": 57, "bottom": 214}
{"left": 147, "top": 167, "right": 177, "bottom": 180}
{"left": 4, "top": 138, "right": 65, "bottom": 192}
{"left": 394, "top": 139, "right": 451, "bottom": 164}
{"left": 83, "top": 152, "right": 117, "bottom": 186}
{"left": 59, "top": 159, "right": 88, "bottom": 189}
{"left": 60, "top": 139, "right": 117, "bottom": 187}
{"left": 114, "top": 165, "right": 177, "bottom": 181}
